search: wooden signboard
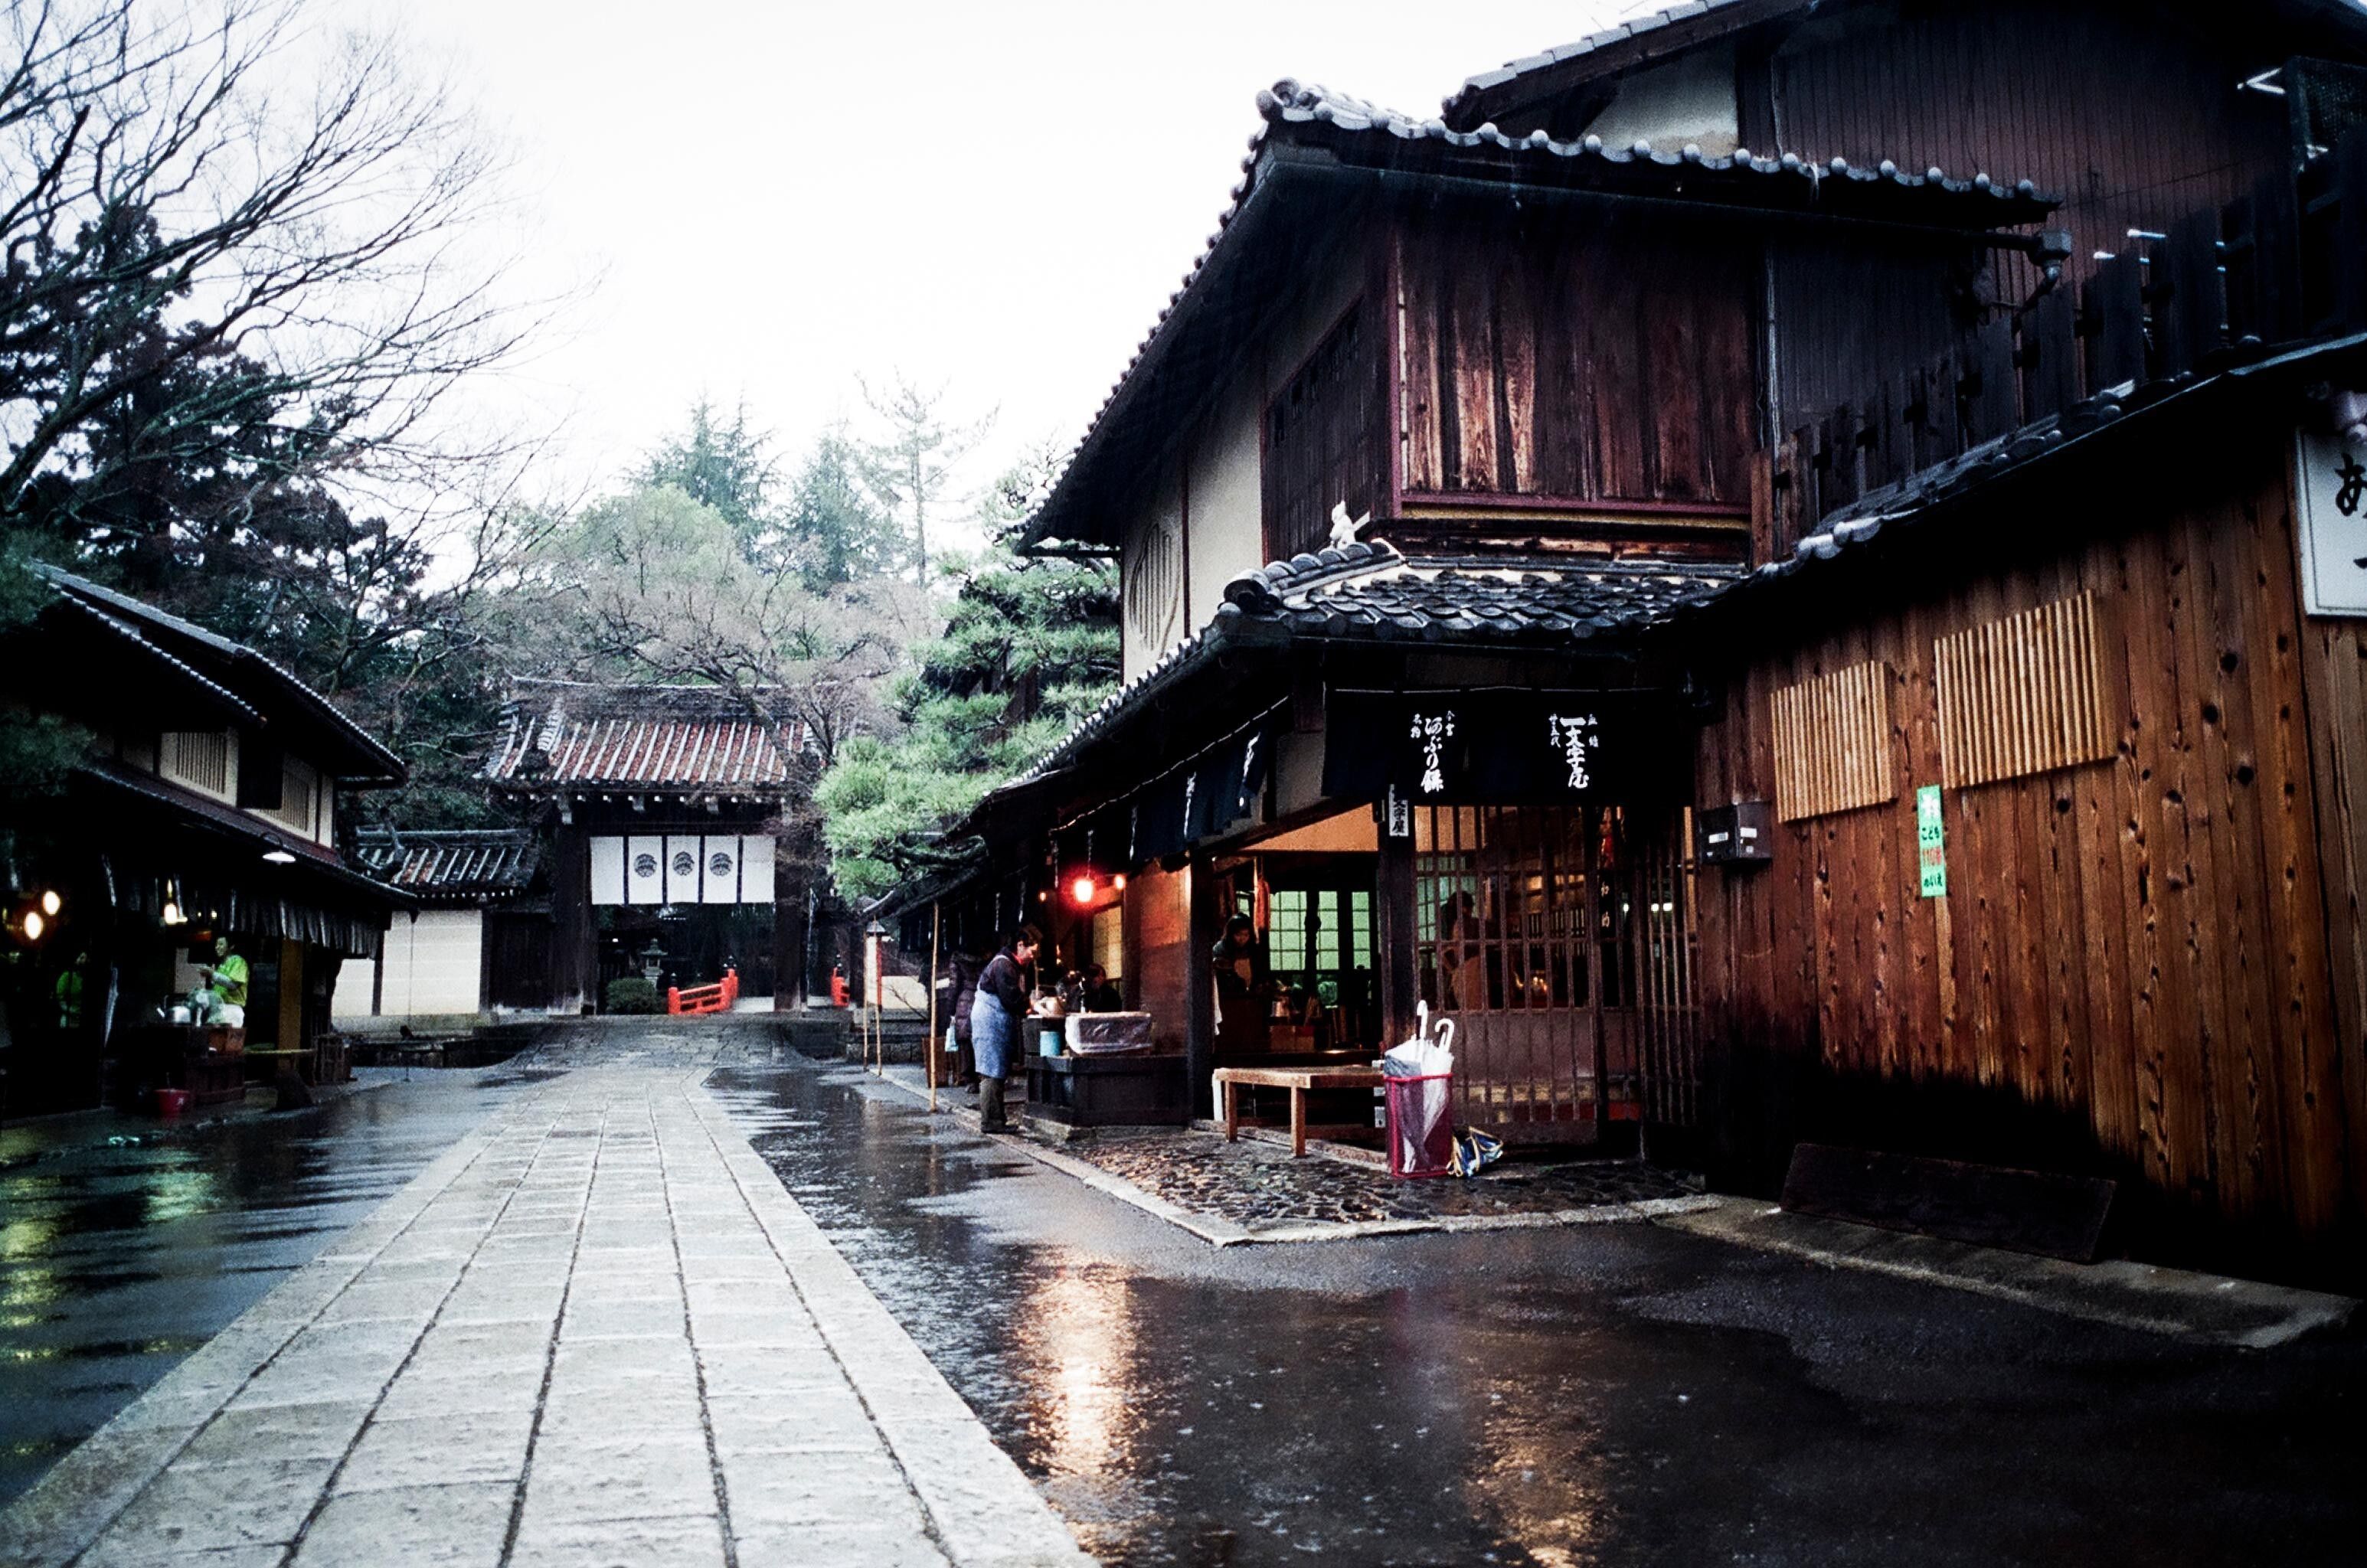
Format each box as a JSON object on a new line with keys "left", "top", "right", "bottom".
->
{"left": 2295, "top": 427, "right": 2367, "bottom": 618}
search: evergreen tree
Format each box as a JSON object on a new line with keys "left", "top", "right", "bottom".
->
{"left": 778, "top": 426, "right": 902, "bottom": 590}
{"left": 636, "top": 398, "right": 779, "bottom": 557}
{"left": 812, "top": 449, "right": 1117, "bottom": 902}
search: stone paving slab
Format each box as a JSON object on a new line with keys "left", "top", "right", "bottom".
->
{"left": 1, "top": 1066, "right": 1090, "bottom": 1568}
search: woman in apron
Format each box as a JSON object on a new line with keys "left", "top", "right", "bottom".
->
{"left": 966, "top": 926, "right": 1038, "bottom": 1132}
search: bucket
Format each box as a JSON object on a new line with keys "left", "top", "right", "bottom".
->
{"left": 154, "top": 1088, "right": 191, "bottom": 1120}
{"left": 1038, "top": 1026, "right": 1064, "bottom": 1058}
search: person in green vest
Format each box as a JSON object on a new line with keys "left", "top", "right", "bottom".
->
{"left": 200, "top": 936, "right": 249, "bottom": 1027}
{"left": 55, "top": 952, "right": 87, "bottom": 1031}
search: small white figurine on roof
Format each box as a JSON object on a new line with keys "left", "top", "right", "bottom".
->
{"left": 1326, "top": 501, "right": 1370, "bottom": 550}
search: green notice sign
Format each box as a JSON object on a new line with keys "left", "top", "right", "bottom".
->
{"left": 1916, "top": 785, "right": 1947, "bottom": 897}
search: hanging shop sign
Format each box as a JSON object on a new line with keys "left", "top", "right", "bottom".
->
{"left": 1915, "top": 786, "right": 1948, "bottom": 897}
{"left": 2296, "top": 424, "right": 2367, "bottom": 617}
{"left": 1322, "top": 691, "right": 1662, "bottom": 803}
{"left": 1126, "top": 723, "right": 1273, "bottom": 864}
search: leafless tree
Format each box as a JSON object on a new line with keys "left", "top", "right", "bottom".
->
{"left": 854, "top": 372, "right": 992, "bottom": 585}
{"left": 0, "top": 0, "right": 551, "bottom": 518}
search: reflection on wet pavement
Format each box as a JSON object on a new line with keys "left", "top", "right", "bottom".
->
{"left": 0, "top": 1070, "right": 525, "bottom": 1506}
{"left": 714, "top": 1057, "right": 2367, "bottom": 1568}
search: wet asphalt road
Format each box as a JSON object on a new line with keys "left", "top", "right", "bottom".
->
{"left": 712, "top": 1057, "right": 2367, "bottom": 1568}
{"left": 0, "top": 1067, "right": 538, "bottom": 1506}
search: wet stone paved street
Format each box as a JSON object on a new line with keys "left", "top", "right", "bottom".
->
{"left": 0, "top": 1069, "right": 546, "bottom": 1508}
{"left": 718, "top": 1054, "right": 2367, "bottom": 1568}
{"left": 1045, "top": 1128, "right": 1706, "bottom": 1234}
{"left": 2, "top": 1036, "right": 1090, "bottom": 1568}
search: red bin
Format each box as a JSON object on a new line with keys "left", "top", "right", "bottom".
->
{"left": 1384, "top": 1072, "right": 1455, "bottom": 1179}
{"left": 154, "top": 1088, "right": 191, "bottom": 1120}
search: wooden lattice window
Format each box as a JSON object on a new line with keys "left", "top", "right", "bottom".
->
{"left": 1123, "top": 513, "right": 1182, "bottom": 655}
{"left": 1769, "top": 661, "right": 1896, "bottom": 822}
{"left": 160, "top": 730, "right": 235, "bottom": 801}
{"left": 1934, "top": 592, "right": 2115, "bottom": 789}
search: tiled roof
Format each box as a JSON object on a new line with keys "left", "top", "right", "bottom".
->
{"left": 1704, "top": 328, "right": 2367, "bottom": 609}
{"left": 486, "top": 680, "right": 795, "bottom": 794}
{"left": 1005, "top": 541, "right": 1740, "bottom": 789}
{"left": 1019, "top": 76, "right": 2050, "bottom": 550}
{"left": 350, "top": 829, "right": 538, "bottom": 903}
{"left": 1263, "top": 79, "right": 2052, "bottom": 220}
{"left": 1217, "top": 541, "right": 1748, "bottom": 644}
{"left": 34, "top": 566, "right": 404, "bottom": 783}
{"left": 1443, "top": 0, "right": 1777, "bottom": 128}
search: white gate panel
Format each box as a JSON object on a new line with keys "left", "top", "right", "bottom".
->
{"left": 663, "top": 838, "right": 700, "bottom": 902}
{"left": 700, "top": 836, "right": 740, "bottom": 904}
{"left": 590, "top": 836, "right": 625, "bottom": 906}
{"left": 626, "top": 835, "right": 665, "bottom": 905}
{"left": 739, "top": 836, "right": 775, "bottom": 904}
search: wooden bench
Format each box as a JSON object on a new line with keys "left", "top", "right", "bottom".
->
{"left": 1212, "top": 1066, "right": 1386, "bottom": 1158}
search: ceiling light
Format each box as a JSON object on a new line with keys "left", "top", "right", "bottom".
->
{"left": 262, "top": 850, "right": 297, "bottom": 865}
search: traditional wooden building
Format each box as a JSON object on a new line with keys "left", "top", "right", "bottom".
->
{"left": 482, "top": 680, "right": 804, "bottom": 1011}
{"left": 908, "top": 0, "right": 2367, "bottom": 1282}
{"left": 0, "top": 568, "right": 407, "bottom": 1115}
{"left": 332, "top": 829, "right": 543, "bottom": 1024}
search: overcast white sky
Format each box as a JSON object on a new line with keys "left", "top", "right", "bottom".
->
{"left": 351, "top": 0, "right": 1635, "bottom": 550}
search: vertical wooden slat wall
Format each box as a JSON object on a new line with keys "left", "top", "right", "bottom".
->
{"left": 1769, "top": 660, "right": 1897, "bottom": 822}
{"left": 1934, "top": 593, "right": 2117, "bottom": 789}
{"left": 1690, "top": 442, "right": 2364, "bottom": 1273}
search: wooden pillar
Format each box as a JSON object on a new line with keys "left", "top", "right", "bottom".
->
{"left": 1185, "top": 858, "right": 1219, "bottom": 1118}
{"left": 277, "top": 938, "right": 305, "bottom": 1049}
{"left": 1376, "top": 824, "right": 1418, "bottom": 1051}
{"left": 548, "top": 819, "right": 593, "bottom": 1014}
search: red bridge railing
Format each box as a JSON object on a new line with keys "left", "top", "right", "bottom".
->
{"left": 667, "top": 968, "right": 739, "bottom": 1016}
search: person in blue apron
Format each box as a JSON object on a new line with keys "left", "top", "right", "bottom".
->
{"left": 967, "top": 926, "right": 1039, "bottom": 1133}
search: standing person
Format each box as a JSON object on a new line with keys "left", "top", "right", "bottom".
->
{"left": 967, "top": 926, "right": 1038, "bottom": 1133}
{"left": 949, "top": 950, "right": 982, "bottom": 1092}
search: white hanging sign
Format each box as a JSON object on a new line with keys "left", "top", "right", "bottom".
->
{"left": 2296, "top": 426, "right": 2367, "bottom": 618}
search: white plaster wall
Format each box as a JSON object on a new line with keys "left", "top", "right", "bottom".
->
{"left": 335, "top": 909, "right": 483, "bottom": 1019}
{"left": 331, "top": 958, "right": 375, "bottom": 1021}
{"left": 1584, "top": 48, "right": 1740, "bottom": 157}
{"left": 1111, "top": 231, "right": 1377, "bottom": 678}
{"left": 1184, "top": 387, "right": 1266, "bottom": 632}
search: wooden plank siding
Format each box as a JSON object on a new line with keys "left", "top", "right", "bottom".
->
{"left": 1769, "top": 0, "right": 2293, "bottom": 300}
{"left": 1391, "top": 203, "right": 1758, "bottom": 514}
{"left": 1692, "top": 439, "right": 2365, "bottom": 1277}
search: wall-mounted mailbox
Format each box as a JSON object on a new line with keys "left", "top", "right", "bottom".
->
{"left": 1696, "top": 800, "right": 1774, "bottom": 865}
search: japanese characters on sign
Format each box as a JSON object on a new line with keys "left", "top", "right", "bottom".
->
{"left": 1915, "top": 785, "right": 1947, "bottom": 898}
{"left": 1410, "top": 709, "right": 1456, "bottom": 794}
{"left": 1324, "top": 691, "right": 1646, "bottom": 803}
{"left": 1545, "top": 712, "right": 1601, "bottom": 791}
{"left": 2295, "top": 427, "right": 2367, "bottom": 618}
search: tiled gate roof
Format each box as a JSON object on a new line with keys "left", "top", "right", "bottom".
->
{"left": 485, "top": 680, "right": 796, "bottom": 795}
{"left": 350, "top": 829, "right": 539, "bottom": 903}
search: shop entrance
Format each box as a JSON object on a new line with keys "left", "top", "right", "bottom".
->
{"left": 1413, "top": 804, "right": 1697, "bottom": 1143}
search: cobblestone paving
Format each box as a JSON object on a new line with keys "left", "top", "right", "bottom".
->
{"left": 2, "top": 1044, "right": 1088, "bottom": 1568}
{"left": 1039, "top": 1128, "right": 1704, "bottom": 1233}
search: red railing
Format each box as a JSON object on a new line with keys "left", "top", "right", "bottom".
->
{"left": 667, "top": 968, "right": 739, "bottom": 1016}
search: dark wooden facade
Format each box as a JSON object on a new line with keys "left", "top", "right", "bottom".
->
{"left": 937, "top": 2, "right": 2367, "bottom": 1276}
{"left": 1689, "top": 416, "right": 2367, "bottom": 1280}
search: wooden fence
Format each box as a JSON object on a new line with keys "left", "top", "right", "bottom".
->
{"left": 1771, "top": 125, "right": 2367, "bottom": 551}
